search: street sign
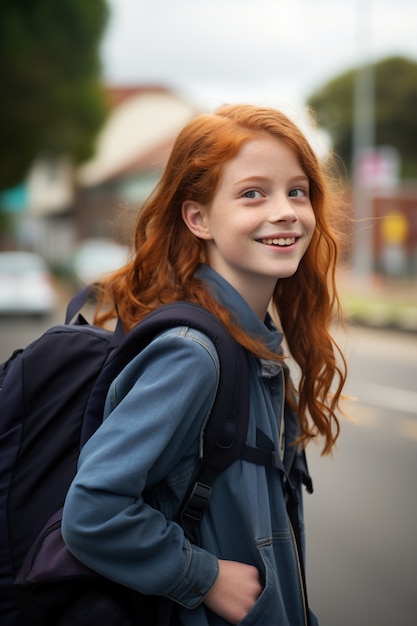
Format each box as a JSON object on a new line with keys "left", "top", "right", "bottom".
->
{"left": 355, "top": 146, "right": 400, "bottom": 189}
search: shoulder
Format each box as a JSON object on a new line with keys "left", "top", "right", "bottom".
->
{"left": 107, "top": 325, "right": 220, "bottom": 408}
{"left": 155, "top": 325, "right": 220, "bottom": 365}
{"left": 143, "top": 325, "right": 220, "bottom": 375}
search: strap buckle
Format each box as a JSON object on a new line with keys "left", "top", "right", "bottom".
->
{"left": 181, "top": 482, "right": 212, "bottom": 524}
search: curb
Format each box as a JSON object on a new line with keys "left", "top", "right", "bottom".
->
{"left": 347, "top": 316, "right": 417, "bottom": 334}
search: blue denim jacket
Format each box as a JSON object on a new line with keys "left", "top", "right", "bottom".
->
{"left": 62, "top": 265, "right": 318, "bottom": 626}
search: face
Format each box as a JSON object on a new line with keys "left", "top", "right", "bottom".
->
{"left": 183, "top": 134, "right": 316, "bottom": 315}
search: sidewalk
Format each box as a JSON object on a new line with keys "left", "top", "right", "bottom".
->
{"left": 338, "top": 268, "right": 417, "bottom": 333}
{"left": 58, "top": 272, "right": 417, "bottom": 334}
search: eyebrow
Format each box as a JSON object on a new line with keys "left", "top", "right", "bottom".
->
{"left": 234, "top": 174, "right": 309, "bottom": 186}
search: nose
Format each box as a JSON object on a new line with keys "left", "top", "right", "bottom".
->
{"left": 269, "top": 195, "right": 297, "bottom": 222}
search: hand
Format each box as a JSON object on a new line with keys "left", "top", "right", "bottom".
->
{"left": 203, "top": 559, "right": 262, "bottom": 625}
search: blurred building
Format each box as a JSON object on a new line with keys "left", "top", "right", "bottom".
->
{"left": 349, "top": 147, "right": 417, "bottom": 278}
{"left": 373, "top": 184, "right": 417, "bottom": 276}
{"left": 73, "top": 86, "right": 197, "bottom": 244}
{"left": 1, "top": 86, "right": 198, "bottom": 271}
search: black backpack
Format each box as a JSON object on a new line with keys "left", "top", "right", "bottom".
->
{"left": 0, "top": 288, "right": 311, "bottom": 626}
{"left": 0, "top": 287, "right": 256, "bottom": 626}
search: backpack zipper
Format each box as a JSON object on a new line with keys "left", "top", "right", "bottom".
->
{"left": 28, "top": 518, "right": 61, "bottom": 571}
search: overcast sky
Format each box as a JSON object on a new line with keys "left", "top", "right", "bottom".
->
{"left": 101, "top": 0, "right": 417, "bottom": 114}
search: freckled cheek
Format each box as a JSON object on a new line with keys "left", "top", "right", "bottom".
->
{"left": 209, "top": 227, "right": 252, "bottom": 263}
{"left": 217, "top": 216, "right": 254, "bottom": 241}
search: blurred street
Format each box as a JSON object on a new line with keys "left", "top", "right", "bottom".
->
{"left": 1, "top": 292, "right": 416, "bottom": 626}
{"left": 305, "top": 323, "right": 417, "bottom": 626}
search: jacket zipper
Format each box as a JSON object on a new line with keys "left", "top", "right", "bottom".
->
{"left": 278, "top": 367, "right": 285, "bottom": 461}
{"left": 279, "top": 367, "right": 308, "bottom": 626}
{"left": 288, "top": 518, "right": 308, "bottom": 626}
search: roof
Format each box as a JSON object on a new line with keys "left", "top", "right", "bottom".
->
{"left": 78, "top": 88, "right": 197, "bottom": 187}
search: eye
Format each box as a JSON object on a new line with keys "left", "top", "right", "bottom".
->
{"left": 289, "top": 188, "right": 307, "bottom": 198}
{"left": 243, "top": 189, "right": 262, "bottom": 199}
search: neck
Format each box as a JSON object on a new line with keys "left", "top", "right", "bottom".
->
{"left": 224, "top": 274, "right": 277, "bottom": 320}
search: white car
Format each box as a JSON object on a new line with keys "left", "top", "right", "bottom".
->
{"left": 72, "top": 239, "right": 130, "bottom": 285}
{"left": 0, "top": 251, "right": 57, "bottom": 316}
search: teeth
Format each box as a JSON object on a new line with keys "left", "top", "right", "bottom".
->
{"left": 261, "top": 237, "right": 296, "bottom": 246}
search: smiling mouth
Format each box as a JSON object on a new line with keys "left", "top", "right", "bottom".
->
{"left": 258, "top": 237, "right": 296, "bottom": 247}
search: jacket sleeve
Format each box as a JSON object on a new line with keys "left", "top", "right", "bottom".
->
{"left": 61, "top": 327, "right": 220, "bottom": 609}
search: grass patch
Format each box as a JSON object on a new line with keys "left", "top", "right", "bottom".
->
{"left": 341, "top": 291, "right": 417, "bottom": 329}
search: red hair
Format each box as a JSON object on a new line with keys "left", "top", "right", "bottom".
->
{"left": 95, "top": 104, "right": 347, "bottom": 454}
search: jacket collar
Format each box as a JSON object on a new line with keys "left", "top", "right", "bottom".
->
{"left": 196, "top": 264, "right": 283, "bottom": 357}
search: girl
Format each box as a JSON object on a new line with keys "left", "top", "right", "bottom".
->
{"left": 62, "top": 104, "right": 347, "bottom": 625}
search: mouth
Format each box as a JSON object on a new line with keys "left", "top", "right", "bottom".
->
{"left": 257, "top": 237, "right": 297, "bottom": 247}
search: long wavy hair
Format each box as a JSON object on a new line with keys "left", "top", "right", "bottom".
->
{"left": 95, "top": 103, "right": 347, "bottom": 454}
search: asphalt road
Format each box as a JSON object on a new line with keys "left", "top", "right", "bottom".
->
{"left": 304, "top": 325, "right": 417, "bottom": 626}
{"left": 1, "top": 310, "right": 416, "bottom": 626}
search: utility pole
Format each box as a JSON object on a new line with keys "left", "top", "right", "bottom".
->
{"left": 351, "top": 0, "right": 374, "bottom": 284}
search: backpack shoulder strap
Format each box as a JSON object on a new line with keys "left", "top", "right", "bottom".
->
{"left": 129, "top": 301, "right": 251, "bottom": 466}
{"left": 82, "top": 301, "right": 251, "bottom": 540}
{"left": 145, "top": 304, "right": 251, "bottom": 542}
{"left": 83, "top": 301, "right": 250, "bottom": 453}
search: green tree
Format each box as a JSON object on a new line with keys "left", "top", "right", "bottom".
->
{"left": 307, "top": 56, "right": 417, "bottom": 179}
{"left": 0, "top": 0, "right": 109, "bottom": 190}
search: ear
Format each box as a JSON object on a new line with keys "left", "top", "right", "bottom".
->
{"left": 182, "top": 201, "right": 213, "bottom": 240}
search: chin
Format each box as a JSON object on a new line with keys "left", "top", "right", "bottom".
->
{"left": 274, "top": 266, "right": 301, "bottom": 280}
